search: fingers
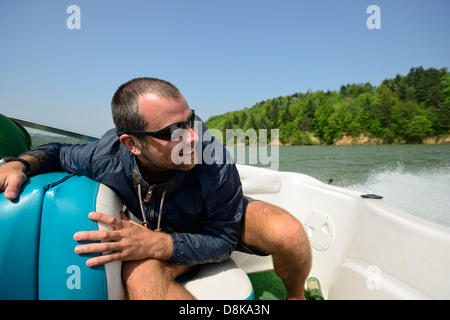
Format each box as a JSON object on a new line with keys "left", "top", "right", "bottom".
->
{"left": 87, "top": 211, "right": 124, "bottom": 229}
{"left": 73, "top": 212, "right": 123, "bottom": 242}
{"left": 73, "top": 229, "right": 119, "bottom": 242}
{"left": 1, "top": 172, "right": 27, "bottom": 200}
{"left": 75, "top": 240, "right": 121, "bottom": 254}
{"left": 74, "top": 211, "right": 154, "bottom": 267}
{"left": 85, "top": 253, "right": 123, "bottom": 267}
{"left": 74, "top": 228, "right": 123, "bottom": 267}
{"left": 74, "top": 211, "right": 127, "bottom": 267}
{"left": 75, "top": 241, "right": 116, "bottom": 254}
{"left": 75, "top": 241, "right": 123, "bottom": 267}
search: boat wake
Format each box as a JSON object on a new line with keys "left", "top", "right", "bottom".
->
{"left": 349, "top": 166, "right": 450, "bottom": 228}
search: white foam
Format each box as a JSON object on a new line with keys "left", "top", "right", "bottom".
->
{"left": 349, "top": 166, "right": 450, "bottom": 227}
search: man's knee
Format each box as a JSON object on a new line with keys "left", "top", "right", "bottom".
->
{"left": 275, "top": 211, "right": 309, "bottom": 253}
{"left": 246, "top": 201, "right": 310, "bottom": 255}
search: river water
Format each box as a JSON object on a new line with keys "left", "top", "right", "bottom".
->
{"left": 233, "top": 144, "right": 450, "bottom": 227}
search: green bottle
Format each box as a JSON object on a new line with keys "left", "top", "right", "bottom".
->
{"left": 306, "top": 277, "right": 324, "bottom": 300}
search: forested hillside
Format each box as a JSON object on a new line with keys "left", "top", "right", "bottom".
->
{"left": 205, "top": 67, "right": 450, "bottom": 145}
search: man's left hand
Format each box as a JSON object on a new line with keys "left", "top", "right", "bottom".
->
{"left": 73, "top": 211, "right": 174, "bottom": 267}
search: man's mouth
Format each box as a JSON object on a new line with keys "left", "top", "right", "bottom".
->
{"left": 179, "top": 147, "right": 195, "bottom": 158}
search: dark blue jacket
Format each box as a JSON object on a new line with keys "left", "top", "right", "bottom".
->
{"left": 24, "top": 126, "right": 243, "bottom": 266}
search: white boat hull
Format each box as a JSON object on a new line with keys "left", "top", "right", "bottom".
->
{"left": 234, "top": 164, "right": 450, "bottom": 299}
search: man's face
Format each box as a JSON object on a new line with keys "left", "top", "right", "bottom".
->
{"left": 136, "top": 94, "right": 199, "bottom": 173}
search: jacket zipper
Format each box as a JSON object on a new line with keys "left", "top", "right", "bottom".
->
{"left": 138, "top": 184, "right": 153, "bottom": 229}
{"left": 140, "top": 184, "right": 176, "bottom": 233}
{"left": 144, "top": 186, "right": 153, "bottom": 202}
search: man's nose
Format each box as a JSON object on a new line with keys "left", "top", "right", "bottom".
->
{"left": 185, "top": 125, "right": 199, "bottom": 145}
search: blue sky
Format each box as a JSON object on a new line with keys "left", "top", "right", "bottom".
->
{"left": 1, "top": 0, "right": 449, "bottom": 137}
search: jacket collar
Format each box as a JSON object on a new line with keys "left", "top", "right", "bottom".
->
{"left": 130, "top": 153, "right": 191, "bottom": 196}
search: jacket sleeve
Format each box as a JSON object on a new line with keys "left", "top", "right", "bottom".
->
{"left": 22, "top": 141, "right": 99, "bottom": 177}
{"left": 22, "top": 130, "right": 123, "bottom": 180}
{"left": 169, "top": 160, "right": 244, "bottom": 266}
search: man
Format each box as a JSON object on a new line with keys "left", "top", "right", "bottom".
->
{"left": 0, "top": 78, "right": 311, "bottom": 300}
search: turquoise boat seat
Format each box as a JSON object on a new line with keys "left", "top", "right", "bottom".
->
{"left": 0, "top": 172, "right": 254, "bottom": 300}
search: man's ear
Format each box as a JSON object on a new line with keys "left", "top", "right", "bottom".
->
{"left": 119, "top": 134, "right": 142, "bottom": 156}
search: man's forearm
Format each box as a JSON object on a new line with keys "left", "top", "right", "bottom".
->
{"left": 21, "top": 144, "right": 64, "bottom": 174}
{"left": 19, "top": 154, "right": 41, "bottom": 175}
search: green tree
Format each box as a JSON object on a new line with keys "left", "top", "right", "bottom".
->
{"left": 390, "top": 100, "right": 419, "bottom": 141}
{"left": 244, "top": 113, "right": 256, "bottom": 130}
{"left": 205, "top": 66, "right": 449, "bottom": 146}
{"left": 313, "top": 102, "right": 335, "bottom": 144}
{"left": 405, "top": 115, "right": 433, "bottom": 143}
{"left": 438, "top": 72, "right": 450, "bottom": 132}
{"left": 373, "top": 84, "right": 397, "bottom": 128}
{"left": 239, "top": 111, "right": 247, "bottom": 128}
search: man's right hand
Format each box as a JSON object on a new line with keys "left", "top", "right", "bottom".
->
{"left": 0, "top": 162, "right": 29, "bottom": 200}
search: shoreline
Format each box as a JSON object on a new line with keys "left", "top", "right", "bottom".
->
{"left": 279, "top": 133, "right": 450, "bottom": 146}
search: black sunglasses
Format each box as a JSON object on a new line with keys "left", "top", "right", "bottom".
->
{"left": 117, "top": 110, "right": 195, "bottom": 141}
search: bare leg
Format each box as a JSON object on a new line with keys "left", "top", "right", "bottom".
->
{"left": 241, "top": 201, "right": 312, "bottom": 300}
{"left": 122, "top": 258, "right": 195, "bottom": 300}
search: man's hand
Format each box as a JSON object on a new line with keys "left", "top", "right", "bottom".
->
{"left": 0, "top": 162, "right": 29, "bottom": 200}
{"left": 73, "top": 211, "right": 174, "bottom": 267}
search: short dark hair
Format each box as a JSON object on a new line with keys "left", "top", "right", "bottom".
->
{"left": 111, "top": 77, "right": 181, "bottom": 133}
